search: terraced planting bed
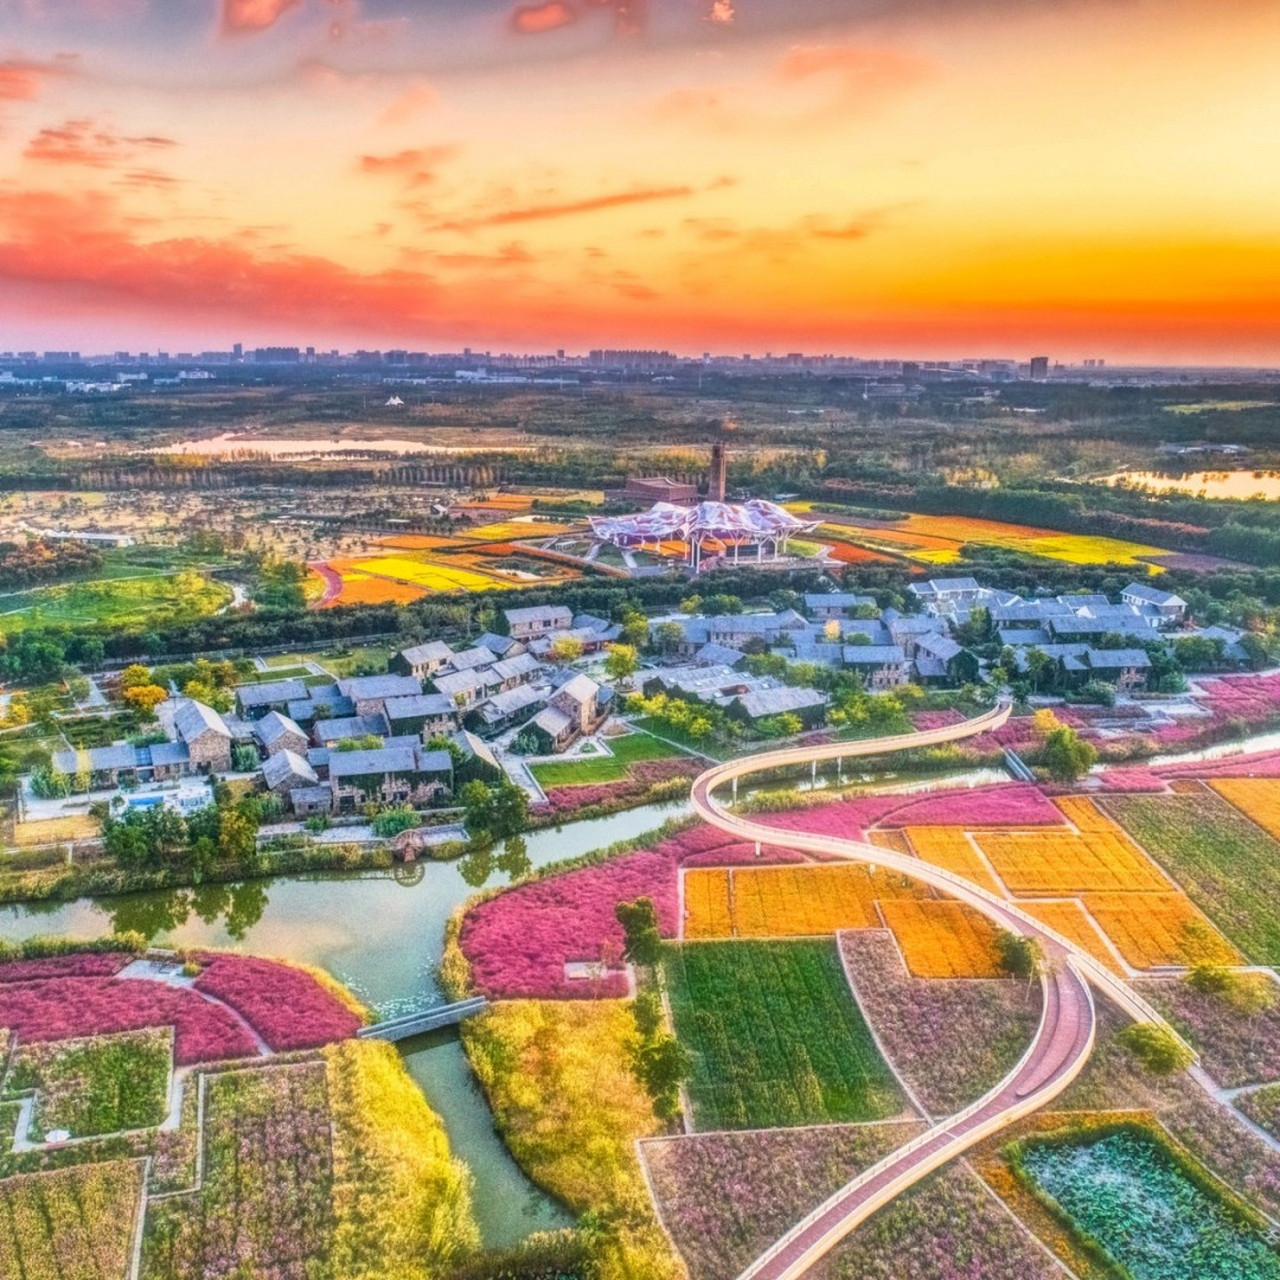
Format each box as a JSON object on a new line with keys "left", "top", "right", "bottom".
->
{"left": 0, "top": 943, "right": 476, "bottom": 1280}
{"left": 662, "top": 938, "right": 908, "bottom": 1129}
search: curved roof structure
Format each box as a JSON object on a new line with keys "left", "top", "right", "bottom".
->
{"left": 589, "top": 498, "right": 817, "bottom": 545}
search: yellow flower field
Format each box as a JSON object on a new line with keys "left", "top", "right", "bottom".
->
{"left": 682, "top": 864, "right": 927, "bottom": 939}
{"left": 867, "top": 829, "right": 912, "bottom": 856}
{"left": 1082, "top": 892, "right": 1241, "bottom": 969}
{"left": 903, "top": 826, "right": 1004, "bottom": 896}
{"left": 328, "top": 571, "right": 427, "bottom": 606}
{"left": 346, "top": 555, "right": 504, "bottom": 592}
{"left": 1053, "top": 794, "right": 1115, "bottom": 832}
{"left": 683, "top": 868, "right": 733, "bottom": 941}
{"left": 897, "top": 514, "right": 1168, "bottom": 568}
{"left": 1017, "top": 899, "right": 1126, "bottom": 975}
{"left": 1208, "top": 778, "right": 1280, "bottom": 842}
{"left": 973, "top": 828, "right": 1170, "bottom": 895}
{"left": 878, "top": 899, "right": 1002, "bottom": 978}
{"left": 462, "top": 519, "right": 578, "bottom": 541}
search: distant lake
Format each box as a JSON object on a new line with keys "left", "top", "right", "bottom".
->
{"left": 144, "top": 432, "right": 532, "bottom": 459}
{"left": 1100, "top": 469, "right": 1280, "bottom": 501}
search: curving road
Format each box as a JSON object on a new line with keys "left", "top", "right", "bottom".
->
{"left": 687, "top": 702, "right": 1175, "bottom": 1280}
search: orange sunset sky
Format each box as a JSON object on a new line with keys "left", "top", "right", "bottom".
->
{"left": 0, "top": 0, "right": 1277, "bottom": 361}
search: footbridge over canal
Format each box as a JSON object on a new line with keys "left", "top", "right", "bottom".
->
{"left": 358, "top": 996, "right": 490, "bottom": 1042}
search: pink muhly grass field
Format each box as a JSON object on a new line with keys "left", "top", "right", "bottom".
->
{"left": 193, "top": 954, "right": 363, "bottom": 1051}
{"left": 460, "top": 825, "right": 806, "bottom": 999}
{"left": 0, "top": 974, "right": 257, "bottom": 1064}
{"left": 0, "top": 953, "right": 132, "bottom": 983}
{"left": 1158, "top": 748, "right": 1280, "bottom": 779}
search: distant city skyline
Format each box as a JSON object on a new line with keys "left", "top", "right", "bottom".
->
{"left": 1, "top": 0, "right": 1278, "bottom": 362}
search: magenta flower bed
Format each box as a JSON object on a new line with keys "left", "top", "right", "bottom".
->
{"left": 911, "top": 709, "right": 965, "bottom": 731}
{"left": 878, "top": 782, "right": 1064, "bottom": 827}
{"left": 758, "top": 783, "right": 1064, "bottom": 838}
{"left": 1159, "top": 749, "right": 1280, "bottom": 779}
{"left": 0, "top": 952, "right": 132, "bottom": 983}
{"left": 460, "top": 823, "right": 811, "bottom": 999}
{"left": 1200, "top": 674, "right": 1280, "bottom": 721}
{"left": 193, "top": 955, "right": 362, "bottom": 1051}
{"left": 1095, "top": 767, "right": 1168, "bottom": 792}
{"left": 0, "top": 975, "right": 257, "bottom": 1064}
{"left": 462, "top": 849, "right": 678, "bottom": 998}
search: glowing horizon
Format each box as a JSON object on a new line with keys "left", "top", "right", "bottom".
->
{"left": 1, "top": 0, "right": 1278, "bottom": 363}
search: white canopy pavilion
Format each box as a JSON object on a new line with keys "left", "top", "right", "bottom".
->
{"left": 588, "top": 499, "right": 819, "bottom": 572}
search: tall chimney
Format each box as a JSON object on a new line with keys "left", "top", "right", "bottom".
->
{"left": 709, "top": 442, "right": 727, "bottom": 502}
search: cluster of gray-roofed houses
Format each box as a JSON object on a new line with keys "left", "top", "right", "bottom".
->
{"left": 51, "top": 582, "right": 1239, "bottom": 818}
{"left": 639, "top": 577, "right": 1237, "bottom": 725}
{"left": 53, "top": 605, "right": 616, "bottom": 817}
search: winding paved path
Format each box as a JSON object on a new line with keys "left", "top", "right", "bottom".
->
{"left": 687, "top": 703, "right": 1177, "bottom": 1280}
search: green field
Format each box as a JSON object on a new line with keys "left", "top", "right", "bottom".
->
{"left": 1103, "top": 792, "right": 1280, "bottom": 964}
{"left": 529, "top": 731, "right": 683, "bottom": 786}
{"left": 662, "top": 939, "right": 906, "bottom": 1130}
{"left": 0, "top": 572, "right": 232, "bottom": 634}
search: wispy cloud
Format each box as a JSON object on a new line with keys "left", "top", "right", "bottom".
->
{"left": 431, "top": 182, "right": 718, "bottom": 233}
{"left": 23, "top": 119, "right": 177, "bottom": 168}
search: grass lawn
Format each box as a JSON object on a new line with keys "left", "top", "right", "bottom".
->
{"left": 0, "top": 573, "right": 231, "bottom": 634}
{"left": 529, "top": 732, "right": 682, "bottom": 786}
{"left": 1103, "top": 791, "right": 1280, "bottom": 964}
{"left": 237, "top": 666, "right": 313, "bottom": 683}
{"left": 662, "top": 939, "right": 907, "bottom": 1130}
{"left": 314, "top": 646, "right": 395, "bottom": 678}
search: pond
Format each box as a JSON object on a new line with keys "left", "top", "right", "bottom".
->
{"left": 0, "top": 798, "right": 691, "bottom": 1247}
{"left": 1099, "top": 469, "right": 1280, "bottom": 501}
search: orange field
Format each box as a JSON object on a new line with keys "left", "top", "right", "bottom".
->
{"left": 820, "top": 540, "right": 897, "bottom": 566}
{"left": 327, "top": 573, "right": 426, "bottom": 606}
{"left": 867, "top": 829, "right": 912, "bottom": 856}
{"left": 681, "top": 864, "right": 927, "bottom": 939}
{"left": 1209, "top": 778, "right": 1280, "bottom": 842}
{"left": 973, "top": 828, "right": 1170, "bottom": 895}
{"left": 878, "top": 900, "right": 1002, "bottom": 978}
{"left": 1054, "top": 794, "right": 1116, "bottom": 832}
{"left": 1082, "top": 892, "right": 1241, "bottom": 968}
{"left": 1017, "top": 900, "right": 1125, "bottom": 975}
{"left": 684, "top": 869, "right": 733, "bottom": 941}
{"left": 903, "top": 826, "right": 1003, "bottom": 896}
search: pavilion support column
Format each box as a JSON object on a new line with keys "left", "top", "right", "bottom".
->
{"left": 732, "top": 776, "right": 738, "bottom": 802}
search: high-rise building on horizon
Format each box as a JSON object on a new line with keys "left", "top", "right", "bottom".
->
{"left": 1030, "top": 355, "right": 1050, "bottom": 380}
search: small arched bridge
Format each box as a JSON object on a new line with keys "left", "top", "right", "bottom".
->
{"left": 687, "top": 701, "right": 1183, "bottom": 1280}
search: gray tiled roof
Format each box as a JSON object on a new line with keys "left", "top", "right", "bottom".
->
{"left": 399, "top": 640, "right": 454, "bottom": 666}
{"left": 337, "top": 674, "right": 424, "bottom": 703}
{"left": 842, "top": 644, "right": 907, "bottom": 665}
{"left": 384, "top": 693, "right": 455, "bottom": 721}
{"left": 237, "top": 678, "right": 308, "bottom": 708}
{"left": 174, "top": 699, "right": 231, "bottom": 742}
{"left": 506, "top": 604, "right": 572, "bottom": 626}
{"left": 256, "top": 710, "right": 306, "bottom": 746}
{"left": 734, "top": 686, "right": 826, "bottom": 718}
{"left": 313, "top": 713, "right": 389, "bottom": 742}
{"left": 263, "top": 749, "right": 319, "bottom": 791}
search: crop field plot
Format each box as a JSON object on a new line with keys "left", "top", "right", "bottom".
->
{"left": 1018, "top": 900, "right": 1126, "bottom": 975}
{"left": 684, "top": 868, "right": 733, "bottom": 940}
{"left": 1102, "top": 791, "right": 1280, "bottom": 964}
{"left": 5, "top": 1027, "right": 172, "bottom": 1141}
{"left": 339, "top": 554, "right": 504, "bottom": 592}
{"left": 684, "top": 863, "right": 928, "bottom": 939}
{"left": 142, "top": 1061, "right": 335, "bottom": 1280}
{"left": 1209, "top": 779, "right": 1280, "bottom": 842}
{"left": 12, "top": 814, "right": 101, "bottom": 846}
{"left": 877, "top": 899, "right": 1002, "bottom": 978}
{"left": 0, "top": 1157, "right": 146, "bottom": 1280}
{"left": 663, "top": 939, "right": 907, "bottom": 1129}
{"left": 896, "top": 513, "right": 1169, "bottom": 568}
{"left": 903, "top": 826, "right": 1004, "bottom": 895}
{"left": 973, "top": 828, "right": 1170, "bottom": 895}
{"left": 1082, "top": 892, "right": 1241, "bottom": 969}
{"left": 462, "top": 519, "right": 579, "bottom": 541}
